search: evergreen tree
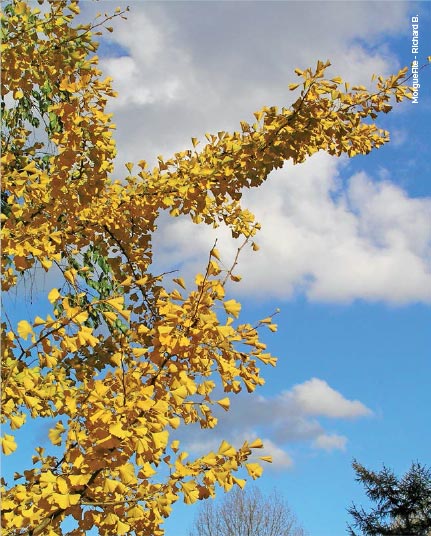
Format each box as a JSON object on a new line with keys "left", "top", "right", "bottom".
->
{"left": 348, "top": 461, "right": 431, "bottom": 535}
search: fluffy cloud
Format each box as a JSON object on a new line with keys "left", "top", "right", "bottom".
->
{"left": 284, "top": 378, "right": 372, "bottom": 418}
{"left": 312, "top": 434, "right": 347, "bottom": 452}
{"left": 175, "top": 378, "right": 371, "bottom": 470}
{"left": 150, "top": 153, "right": 431, "bottom": 304}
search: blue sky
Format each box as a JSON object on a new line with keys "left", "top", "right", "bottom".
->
{"left": 3, "top": 2, "right": 431, "bottom": 535}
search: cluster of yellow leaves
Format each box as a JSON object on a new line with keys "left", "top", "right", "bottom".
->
{"left": 1, "top": 0, "right": 119, "bottom": 290}
{"left": 1, "top": 1, "right": 416, "bottom": 535}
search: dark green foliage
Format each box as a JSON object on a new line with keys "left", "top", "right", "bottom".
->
{"left": 348, "top": 461, "right": 431, "bottom": 535}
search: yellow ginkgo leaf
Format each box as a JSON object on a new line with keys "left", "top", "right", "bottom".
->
{"left": 10, "top": 414, "right": 26, "bottom": 430}
{"left": 218, "top": 440, "right": 236, "bottom": 457}
{"left": 217, "top": 397, "right": 230, "bottom": 411}
{"left": 64, "top": 269, "right": 76, "bottom": 285}
{"left": 68, "top": 474, "right": 91, "bottom": 486}
{"left": 118, "top": 463, "right": 137, "bottom": 485}
{"left": 106, "top": 296, "right": 124, "bottom": 310}
{"left": 245, "top": 463, "right": 263, "bottom": 479}
{"left": 40, "top": 258, "right": 52, "bottom": 271}
{"left": 249, "top": 438, "right": 264, "bottom": 449}
{"left": 117, "top": 520, "right": 131, "bottom": 535}
{"left": 103, "top": 479, "right": 119, "bottom": 493}
{"left": 138, "top": 463, "right": 156, "bottom": 479}
{"left": 210, "top": 247, "right": 221, "bottom": 261}
{"left": 40, "top": 470, "right": 57, "bottom": 484}
{"left": 120, "top": 275, "right": 133, "bottom": 287}
{"left": 56, "top": 476, "right": 68, "bottom": 494}
{"left": 1, "top": 434, "right": 17, "bottom": 455}
{"left": 223, "top": 299, "right": 241, "bottom": 318}
{"left": 17, "top": 320, "right": 32, "bottom": 340}
{"left": 127, "top": 505, "right": 144, "bottom": 519}
{"left": 52, "top": 492, "right": 80, "bottom": 509}
{"left": 49, "top": 232, "right": 62, "bottom": 245}
{"left": 152, "top": 430, "right": 169, "bottom": 450}
{"left": 109, "top": 422, "right": 131, "bottom": 439}
{"left": 47, "top": 288, "right": 60, "bottom": 303}
{"left": 68, "top": 2, "right": 80, "bottom": 15}
{"left": 48, "top": 421, "right": 65, "bottom": 446}
{"left": 103, "top": 311, "right": 117, "bottom": 323}
{"left": 232, "top": 476, "right": 246, "bottom": 488}
{"left": 181, "top": 480, "right": 199, "bottom": 504}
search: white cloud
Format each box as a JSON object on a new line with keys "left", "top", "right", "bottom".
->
{"left": 313, "top": 433, "right": 347, "bottom": 452}
{"left": 101, "top": 56, "right": 184, "bottom": 107}
{"left": 285, "top": 378, "right": 372, "bottom": 418}
{"left": 175, "top": 378, "right": 371, "bottom": 470}
{"left": 150, "top": 153, "right": 431, "bottom": 304}
{"left": 242, "top": 156, "right": 431, "bottom": 304}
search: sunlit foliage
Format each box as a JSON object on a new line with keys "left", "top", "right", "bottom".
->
{"left": 1, "top": 1, "right": 415, "bottom": 534}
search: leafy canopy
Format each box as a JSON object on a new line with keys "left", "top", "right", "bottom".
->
{"left": 0, "top": 0, "right": 416, "bottom": 534}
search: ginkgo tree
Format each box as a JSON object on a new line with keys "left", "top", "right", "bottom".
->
{"left": 0, "top": 0, "right": 419, "bottom": 535}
